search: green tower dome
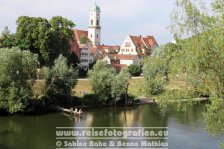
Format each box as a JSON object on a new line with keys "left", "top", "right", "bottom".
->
{"left": 90, "top": 2, "right": 101, "bottom": 11}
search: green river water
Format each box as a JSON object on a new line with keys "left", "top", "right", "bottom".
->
{"left": 0, "top": 103, "right": 222, "bottom": 149}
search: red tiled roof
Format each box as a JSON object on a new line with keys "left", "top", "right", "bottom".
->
{"left": 142, "top": 37, "right": 151, "bottom": 48}
{"left": 129, "top": 35, "right": 158, "bottom": 49}
{"left": 130, "top": 35, "right": 145, "bottom": 48}
{"left": 146, "top": 36, "right": 158, "bottom": 47}
{"left": 90, "top": 46, "right": 103, "bottom": 54}
{"left": 73, "top": 29, "right": 90, "bottom": 42}
{"left": 94, "top": 45, "right": 120, "bottom": 54}
{"left": 70, "top": 40, "right": 80, "bottom": 58}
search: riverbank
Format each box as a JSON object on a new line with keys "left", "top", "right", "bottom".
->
{"left": 73, "top": 77, "right": 146, "bottom": 98}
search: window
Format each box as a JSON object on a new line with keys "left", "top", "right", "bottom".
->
{"left": 91, "top": 34, "right": 92, "bottom": 38}
{"left": 91, "top": 19, "right": 93, "bottom": 25}
{"left": 97, "top": 20, "right": 99, "bottom": 26}
{"left": 81, "top": 53, "right": 88, "bottom": 56}
{"left": 125, "top": 42, "right": 131, "bottom": 47}
{"left": 126, "top": 49, "right": 129, "bottom": 52}
{"left": 81, "top": 59, "right": 88, "bottom": 62}
{"left": 131, "top": 49, "right": 133, "bottom": 52}
{"left": 97, "top": 34, "right": 98, "bottom": 38}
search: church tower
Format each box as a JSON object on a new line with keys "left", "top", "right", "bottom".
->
{"left": 88, "top": 3, "right": 101, "bottom": 46}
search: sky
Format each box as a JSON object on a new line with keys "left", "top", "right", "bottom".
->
{"left": 0, "top": 0, "right": 212, "bottom": 45}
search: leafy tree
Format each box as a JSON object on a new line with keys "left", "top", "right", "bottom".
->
{"left": 88, "top": 60, "right": 115, "bottom": 104}
{"left": 143, "top": 56, "right": 168, "bottom": 95}
{"left": 88, "top": 61, "right": 132, "bottom": 106}
{"left": 111, "top": 68, "right": 131, "bottom": 105}
{"left": 127, "top": 64, "right": 141, "bottom": 76}
{"left": 39, "top": 55, "right": 78, "bottom": 105}
{"left": 0, "top": 26, "right": 16, "bottom": 48}
{"left": 151, "top": 0, "right": 224, "bottom": 146}
{"left": 0, "top": 47, "right": 38, "bottom": 113}
{"left": 15, "top": 16, "right": 77, "bottom": 66}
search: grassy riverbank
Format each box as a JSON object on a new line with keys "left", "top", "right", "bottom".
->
{"left": 73, "top": 76, "right": 187, "bottom": 98}
{"left": 73, "top": 78, "right": 147, "bottom": 98}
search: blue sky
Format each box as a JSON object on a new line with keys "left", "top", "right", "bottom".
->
{"left": 0, "top": 0, "right": 212, "bottom": 45}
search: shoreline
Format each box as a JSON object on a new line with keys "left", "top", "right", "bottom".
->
{"left": 0, "top": 97, "right": 209, "bottom": 116}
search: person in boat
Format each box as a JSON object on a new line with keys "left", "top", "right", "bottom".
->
{"left": 74, "top": 108, "right": 78, "bottom": 113}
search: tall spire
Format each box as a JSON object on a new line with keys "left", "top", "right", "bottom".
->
{"left": 88, "top": 3, "right": 101, "bottom": 46}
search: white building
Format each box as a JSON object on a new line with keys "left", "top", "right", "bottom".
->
{"left": 88, "top": 3, "right": 101, "bottom": 46}
{"left": 70, "top": 3, "right": 158, "bottom": 71}
{"left": 103, "top": 54, "right": 140, "bottom": 66}
{"left": 119, "top": 35, "right": 158, "bottom": 58}
{"left": 79, "top": 44, "right": 94, "bottom": 70}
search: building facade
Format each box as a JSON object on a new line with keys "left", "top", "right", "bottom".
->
{"left": 119, "top": 35, "right": 158, "bottom": 59}
{"left": 70, "top": 3, "right": 158, "bottom": 71}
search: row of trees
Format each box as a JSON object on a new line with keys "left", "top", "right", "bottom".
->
{"left": 0, "top": 16, "right": 78, "bottom": 67}
{"left": 0, "top": 16, "right": 79, "bottom": 113}
{"left": 0, "top": 47, "right": 78, "bottom": 113}
{"left": 0, "top": 15, "right": 143, "bottom": 113}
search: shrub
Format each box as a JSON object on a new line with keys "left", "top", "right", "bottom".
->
{"left": 0, "top": 47, "right": 38, "bottom": 113}
{"left": 128, "top": 64, "right": 141, "bottom": 76}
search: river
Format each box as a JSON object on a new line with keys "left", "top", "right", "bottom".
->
{"left": 0, "top": 103, "right": 222, "bottom": 149}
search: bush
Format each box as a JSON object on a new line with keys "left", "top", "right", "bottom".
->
{"left": 143, "top": 57, "right": 168, "bottom": 95}
{"left": 39, "top": 55, "right": 78, "bottom": 105}
{"left": 88, "top": 60, "right": 115, "bottom": 104}
{"left": 0, "top": 47, "right": 38, "bottom": 113}
{"left": 147, "top": 80, "right": 164, "bottom": 95}
{"left": 128, "top": 64, "right": 141, "bottom": 76}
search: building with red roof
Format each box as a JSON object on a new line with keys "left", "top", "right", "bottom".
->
{"left": 119, "top": 35, "right": 158, "bottom": 59}
{"left": 70, "top": 3, "right": 158, "bottom": 71}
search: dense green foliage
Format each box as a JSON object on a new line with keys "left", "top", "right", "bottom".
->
{"left": 143, "top": 56, "right": 167, "bottom": 95}
{"left": 0, "top": 16, "right": 78, "bottom": 67}
{"left": 88, "top": 60, "right": 131, "bottom": 105}
{"left": 0, "top": 26, "right": 16, "bottom": 48}
{"left": 0, "top": 47, "right": 38, "bottom": 113}
{"left": 143, "top": 0, "right": 224, "bottom": 146}
{"left": 0, "top": 16, "right": 80, "bottom": 113}
{"left": 127, "top": 64, "right": 141, "bottom": 76}
{"left": 39, "top": 55, "right": 78, "bottom": 105}
{"left": 88, "top": 60, "right": 115, "bottom": 104}
{"left": 0, "top": 48, "right": 78, "bottom": 113}
{"left": 111, "top": 68, "right": 131, "bottom": 105}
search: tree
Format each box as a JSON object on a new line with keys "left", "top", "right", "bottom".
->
{"left": 155, "top": 0, "right": 224, "bottom": 146}
{"left": 143, "top": 56, "right": 168, "bottom": 95}
{"left": 0, "top": 26, "right": 16, "bottom": 48}
{"left": 39, "top": 55, "right": 78, "bottom": 104}
{"left": 0, "top": 47, "right": 38, "bottom": 113}
{"left": 88, "top": 61, "right": 133, "bottom": 106}
{"left": 88, "top": 60, "right": 115, "bottom": 104}
{"left": 15, "top": 16, "right": 78, "bottom": 66}
{"left": 127, "top": 64, "right": 141, "bottom": 76}
{"left": 111, "top": 68, "right": 131, "bottom": 106}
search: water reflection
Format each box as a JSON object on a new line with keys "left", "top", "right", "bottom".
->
{"left": 0, "top": 103, "right": 222, "bottom": 149}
